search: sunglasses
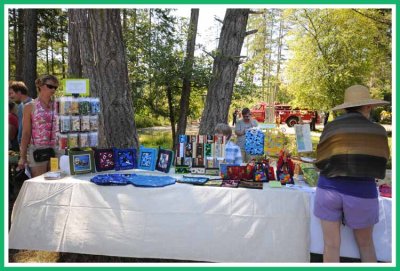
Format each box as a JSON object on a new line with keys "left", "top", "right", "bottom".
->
{"left": 45, "top": 84, "right": 58, "bottom": 90}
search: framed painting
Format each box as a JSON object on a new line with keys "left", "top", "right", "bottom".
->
{"left": 138, "top": 146, "right": 158, "bottom": 171}
{"left": 155, "top": 148, "right": 174, "bottom": 173}
{"left": 69, "top": 150, "right": 95, "bottom": 175}
{"left": 175, "top": 165, "right": 190, "bottom": 174}
{"left": 113, "top": 148, "right": 137, "bottom": 171}
{"left": 94, "top": 148, "right": 115, "bottom": 172}
{"left": 294, "top": 124, "right": 313, "bottom": 153}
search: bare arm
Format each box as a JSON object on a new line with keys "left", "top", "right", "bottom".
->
{"left": 18, "top": 104, "right": 32, "bottom": 169}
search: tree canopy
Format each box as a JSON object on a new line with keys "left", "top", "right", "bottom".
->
{"left": 8, "top": 7, "right": 392, "bottom": 147}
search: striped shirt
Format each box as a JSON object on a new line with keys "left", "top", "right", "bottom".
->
{"left": 316, "top": 112, "right": 389, "bottom": 179}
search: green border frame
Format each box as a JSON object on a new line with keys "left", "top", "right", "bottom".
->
{"left": 69, "top": 150, "right": 95, "bottom": 175}
{"left": 3, "top": 0, "right": 398, "bottom": 270}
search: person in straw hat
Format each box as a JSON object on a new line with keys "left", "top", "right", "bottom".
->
{"left": 314, "top": 85, "right": 390, "bottom": 262}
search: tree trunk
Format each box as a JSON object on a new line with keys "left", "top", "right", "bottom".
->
{"left": 10, "top": 9, "right": 17, "bottom": 79}
{"left": 76, "top": 9, "right": 139, "bottom": 149}
{"left": 50, "top": 39, "right": 55, "bottom": 75}
{"left": 273, "top": 11, "right": 284, "bottom": 104}
{"left": 60, "top": 16, "right": 66, "bottom": 79}
{"left": 22, "top": 9, "right": 37, "bottom": 98}
{"left": 67, "top": 9, "right": 82, "bottom": 77}
{"left": 199, "top": 9, "right": 250, "bottom": 135}
{"left": 15, "top": 9, "right": 24, "bottom": 81}
{"left": 166, "top": 83, "right": 176, "bottom": 150}
{"left": 176, "top": 8, "right": 199, "bottom": 147}
{"left": 45, "top": 42, "right": 49, "bottom": 74}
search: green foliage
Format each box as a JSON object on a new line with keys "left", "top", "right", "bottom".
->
{"left": 9, "top": 8, "right": 68, "bottom": 79}
{"left": 380, "top": 110, "right": 392, "bottom": 124}
{"left": 124, "top": 9, "right": 211, "bottom": 127}
{"left": 236, "top": 9, "right": 288, "bottom": 106}
{"left": 284, "top": 8, "right": 391, "bottom": 111}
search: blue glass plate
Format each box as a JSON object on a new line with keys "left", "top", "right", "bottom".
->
{"left": 90, "top": 174, "right": 136, "bottom": 185}
{"left": 128, "top": 175, "right": 176, "bottom": 187}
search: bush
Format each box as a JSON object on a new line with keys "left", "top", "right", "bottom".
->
{"left": 380, "top": 110, "right": 392, "bottom": 124}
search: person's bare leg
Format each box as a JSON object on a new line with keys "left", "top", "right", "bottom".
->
{"left": 321, "top": 220, "right": 341, "bottom": 262}
{"left": 354, "top": 226, "right": 377, "bottom": 262}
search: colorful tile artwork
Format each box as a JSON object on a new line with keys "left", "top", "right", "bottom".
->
{"left": 175, "top": 135, "right": 226, "bottom": 173}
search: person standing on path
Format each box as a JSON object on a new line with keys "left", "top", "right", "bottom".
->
{"left": 232, "top": 109, "right": 239, "bottom": 126}
{"left": 18, "top": 75, "right": 59, "bottom": 178}
{"left": 9, "top": 81, "right": 32, "bottom": 145}
{"left": 314, "top": 85, "right": 390, "bottom": 262}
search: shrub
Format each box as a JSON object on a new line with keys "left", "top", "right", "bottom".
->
{"left": 380, "top": 110, "right": 392, "bottom": 124}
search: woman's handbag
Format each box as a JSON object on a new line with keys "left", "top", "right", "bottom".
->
{"left": 33, "top": 147, "right": 56, "bottom": 162}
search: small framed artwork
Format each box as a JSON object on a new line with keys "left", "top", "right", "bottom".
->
{"left": 155, "top": 148, "right": 174, "bottom": 173}
{"left": 94, "top": 148, "right": 115, "bottom": 172}
{"left": 190, "top": 167, "right": 206, "bottom": 174}
{"left": 175, "top": 165, "right": 190, "bottom": 174}
{"left": 113, "top": 148, "right": 137, "bottom": 171}
{"left": 294, "top": 124, "right": 313, "bottom": 153}
{"left": 69, "top": 150, "right": 95, "bottom": 175}
{"left": 138, "top": 146, "right": 158, "bottom": 171}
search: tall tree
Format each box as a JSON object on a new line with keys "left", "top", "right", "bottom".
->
{"left": 22, "top": 9, "right": 38, "bottom": 98}
{"left": 67, "top": 9, "right": 82, "bottom": 77}
{"left": 199, "top": 9, "right": 254, "bottom": 134}
{"left": 176, "top": 8, "right": 199, "bottom": 146}
{"left": 13, "top": 9, "right": 24, "bottom": 80}
{"left": 285, "top": 8, "right": 391, "bottom": 112}
{"left": 72, "top": 9, "right": 139, "bottom": 149}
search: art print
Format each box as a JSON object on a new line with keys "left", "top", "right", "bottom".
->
{"left": 114, "top": 148, "right": 136, "bottom": 171}
{"left": 94, "top": 148, "right": 115, "bottom": 172}
{"left": 138, "top": 147, "right": 157, "bottom": 171}
{"left": 69, "top": 150, "right": 95, "bottom": 175}
{"left": 294, "top": 124, "right": 312, "bottom": 153}
{"left": 155, "top": 148, "right": 174, "bottom": 173}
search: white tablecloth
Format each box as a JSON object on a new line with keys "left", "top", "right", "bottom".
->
{"left": 9, "top": 170, "right": 311, "bottom": 262}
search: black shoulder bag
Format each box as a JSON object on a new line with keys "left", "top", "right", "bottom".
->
{"left": 32, "top": 101, "right": 56, "bottom": 162}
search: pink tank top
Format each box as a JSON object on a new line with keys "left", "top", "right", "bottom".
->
{"left": 30, "top": 99, "right": 57, "bottom": 146}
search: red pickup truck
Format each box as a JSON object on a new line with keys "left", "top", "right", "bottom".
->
{"left": 250, "top": 102, "right": 319, "bottom": 127}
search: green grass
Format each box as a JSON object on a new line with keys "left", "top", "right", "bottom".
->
{"left": 138, "top": 130, "right": 173, "bottom": 149}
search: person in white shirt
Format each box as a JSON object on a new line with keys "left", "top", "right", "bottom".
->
{"left": 215, "top": 123, "right": 242, "bottom": 165}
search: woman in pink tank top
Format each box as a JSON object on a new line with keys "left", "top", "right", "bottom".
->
{"left": 18, "top": 75, "right": 59, "bottom": 177}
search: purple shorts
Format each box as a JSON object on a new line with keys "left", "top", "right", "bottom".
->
{"left": 314, "top": 188, "right": 379, "bottom": 229}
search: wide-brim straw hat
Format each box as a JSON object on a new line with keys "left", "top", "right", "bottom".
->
{"left": 332, "top": 85, "right": 390, "bottom": 111}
